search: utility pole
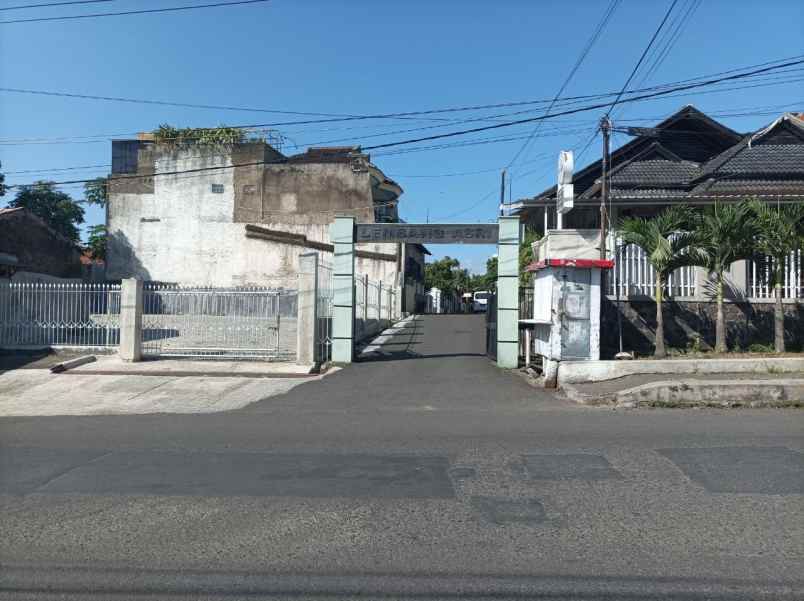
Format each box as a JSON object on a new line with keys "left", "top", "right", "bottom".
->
{"left": 499, "top": 169, "right": 506, "bottom": 217}
{"left": 599, "top": 116, "right": 612, "bottom": 260}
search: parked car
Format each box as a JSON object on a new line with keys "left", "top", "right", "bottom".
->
{"left": 472, "top": 290, "right": 492, "bottom": 312}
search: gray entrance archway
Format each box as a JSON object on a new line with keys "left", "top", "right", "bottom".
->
{"left": 330, "top": 215, "right": 520, "bottom": 368}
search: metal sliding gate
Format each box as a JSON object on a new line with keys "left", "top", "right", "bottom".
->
{"left": 141, "top": 284, "right": 297, "bottom": 360}
{"left": 0, "top": 282, "right": 121, "bottom": 348}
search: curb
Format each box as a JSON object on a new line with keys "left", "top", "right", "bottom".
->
{"left": 562, "top": 378, "right": 804, "bottom": 409}
{"left": 50, "top": 355, "right": 97, "bottom": 374}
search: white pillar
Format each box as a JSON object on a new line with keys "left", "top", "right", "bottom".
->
{"left": 497, "top": 216, "right": 521, "bottom": 369}
{"left": 119, "top": 278, "right": 143, "bottom": 362}
{"left": 330, "top": 216, "right": 355, "bottom": 363}
{"left": 296, "top": 252, "right": 319, "bottom": 365}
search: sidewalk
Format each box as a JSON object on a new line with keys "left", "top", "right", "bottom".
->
{"left": 561, "top": 371, "right": 804, "bottom": 408}
{"left": 0, "top": 355, "right": 325, "bottom": 417}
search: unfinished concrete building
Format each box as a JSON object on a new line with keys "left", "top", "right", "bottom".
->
{"left": 106, "top": 138, "right": 416, "bottom": 289}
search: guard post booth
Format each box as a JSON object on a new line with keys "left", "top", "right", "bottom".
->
{"left": 524, "top": 230, "right": 613, "bottom": 387}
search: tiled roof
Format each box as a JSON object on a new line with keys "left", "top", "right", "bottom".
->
{"left": 517, "top": 107, "right": 804, "bottom": 212}
{"left": 708, "top": 144, "right": 804, "bottom": 175}
{"left": 610, "top": 159, "right": 700, "bottom": 187}
{"left": 0, "top": 207, "right": 25, "bottom": 219}
{"left": 692, "top": 179, "right": 804, "bottom": 195}
{"left": 610, "top": 187, "right": 688, "bottom": 198}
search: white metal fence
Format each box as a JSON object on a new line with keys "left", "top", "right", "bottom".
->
{"left": 0, "top": 282, "right": 121, "bottom": 348}
{"left": 608, "top": 242, "right": 697, "bottom": 298}
{"left": 316, "top": 260, "right": 334, "bottom": 363}
{"left": 353, "top": 272, "right": 397, "bottom": 341}
{"left": 141, "top": 284, "right": 297, "bottom": 359}
{"left": 749, "top": 250, "right": 803, "bottom": 299}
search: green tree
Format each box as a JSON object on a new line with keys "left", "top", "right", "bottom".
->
{"left": 618, "top": 205, "right": 700, "bottom": 358}
{"left": 691, "top": 201, "right": 757, "bottom": 353}
{"left": 482, "top": 256, "right": 498, "bottom": 291}
{"left": 748, "top": 199, "right": 804, "bottom": 352}
{"left": 519, "top": 228, "right": 540, "bottom": 287}
{"left": 86, "top": 224, "right": 107, "bottom": 261}
{"left": 9, "top": 181, "right": 84, "bottom": 242}
{"left": 0, "top": 160, "right": 6, "bottom": 197}
{"left": 424, "top": 256, "right": 473, "bottom": 296}
{"left": 84, "top": 177, "right": 108, "bottom": 208}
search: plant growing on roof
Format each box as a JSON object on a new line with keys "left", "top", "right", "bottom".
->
{"left": 748, "top": 199, "right": 804, "bottom": 352}
{"left": 618, "top": 205, "right": 701, "bottom": 358}
{"left": 153, "top": 124, "right": 246, "bottom": 146}
{"left": 690, "top": 200, "right": 757, "bottom": 353}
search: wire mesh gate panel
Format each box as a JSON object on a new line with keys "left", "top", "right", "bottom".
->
{"left": 0, "top": 282, "right": 121, "bottom": 348}
{"left": 141, "top": 285, "right": 297, "bottom": 360}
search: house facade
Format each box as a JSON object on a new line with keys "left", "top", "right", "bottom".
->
{"left": 106, "top": 138, "right": 411, "bottom": 289}
{"left": 0, "top": 207, "right": 83, "bottom": 280}
{"left": 516, "top": 106, "right": 804, "bottom": 354}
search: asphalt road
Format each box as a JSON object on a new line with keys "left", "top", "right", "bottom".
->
{"left": 1, "top": 314, "right": 803, "bottom": 600}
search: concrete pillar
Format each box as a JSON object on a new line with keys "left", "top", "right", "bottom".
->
{"left": 730, "top": 259, "right": 749, "bottom": 299}
{"left": 378, "top": 281, "right": 383, "bottom": 329}
{"left": 497, "top": 216, "right": 521, "bottom": 369}
{"left": 694, "top": 266, "right": 710, "bottom": 301}
{"left": 330, "top": 216, "right": 355, "bottom": 363}
{"left": 296, "top": 252, "right": 319, "bottom": 365}
{"left": 119, "top": 278, "right": 143, "bottom": 362}
{"left": 362, "top": 274, "right": 369, "bottom": 323}
{"left": 543, "top": 358, "right": 559, "bottom": 388}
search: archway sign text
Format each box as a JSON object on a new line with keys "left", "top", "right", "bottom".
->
{"left": 355, "top": 223, "right": 499, "bottom": 244}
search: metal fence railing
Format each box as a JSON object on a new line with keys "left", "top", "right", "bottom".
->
{"left": 316, "top": 260, "right": 334, "bottom": 363}
{"left": 608, "top": 241, "right": 697, "bottom": 298}
{"left": 0, "top": 282, "right": 121, "bottom": 348}
{"left": 519, "top": 286, "right": 534, "bottom": 320}
{"left": 141, "top": 284, "right": 297, "bottom": 360}
{"left": 749, "top": 250, "right": 803, "bottom": 299}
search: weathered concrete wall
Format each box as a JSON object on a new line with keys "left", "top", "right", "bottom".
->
{"left": 601, "top": 297, "right": 804, "bottom": 357}
{"left": 107, "top": 143, "right": 400, "bottom": 287}
{"left": 0, "top": 210, "right": 82, "bottom": 278}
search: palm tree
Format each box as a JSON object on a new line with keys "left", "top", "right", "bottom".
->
{"left": 691, "top": 201, "right": 757, "bottom": 353}
{"left": 748, "top": 199, "right": 804, "bottom": 352}
{"left": 618, "top": 205, "right": 700, "bottom": 358}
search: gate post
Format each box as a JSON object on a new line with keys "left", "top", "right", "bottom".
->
{"left": 330, "top": 216, "right": 355, "bottom": 363}
{"left": 119, "top": 278, "right": 143, "bottom": 362}
{"left": 496, "top": 216, "right": 521, "bottom": 368}
{"left": 296, "top": 252, "right": 319, "bottom": 365}
{"left": 362, "top": 274, "right": 369, "bottom": 323}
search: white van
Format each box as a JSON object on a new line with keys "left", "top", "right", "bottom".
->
{"left": 472, "top": 290, "right": 492, "bottom": 313}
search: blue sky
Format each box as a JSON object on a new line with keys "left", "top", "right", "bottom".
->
{"left": 1, "top": 0, "right": 802, "bottom": 274}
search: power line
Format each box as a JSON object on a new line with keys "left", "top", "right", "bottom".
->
{"left": 0, "top": 0, "right": 115, "bottom": 11}
{"left": 604, "top": 0, "right": 680, "bottom": 120}
{"left": 5, "top": 70, "right": 801, "bottom": 149}
{"left": 0, "top": 87, "right": 434, "bottom": 121}
{"left": 0, "top": 0, "right": 270, "bottom": 24}
{"left": 507, "top": 0, "right": 620, "bottom": 171}
{"left": 6, "top": 61, "right": 803, "bottom": 191}
{"left": 4, "top": 53, "right": 801, "bottom": 134}
{"left": 360, "top": 58, "right": 804, "bottom": 152}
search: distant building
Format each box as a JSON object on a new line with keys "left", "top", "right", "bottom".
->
{"left": 0, "top": 207, "right": 83, "bottom": 280}
{"left": 106, "top": 138, "right": 417, "bottom": 288}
